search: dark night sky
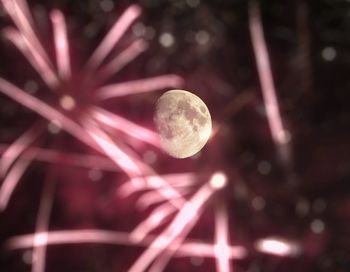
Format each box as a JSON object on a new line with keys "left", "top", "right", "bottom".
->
{"left": 1, "top": 0, "right": 350, "bottom": 271}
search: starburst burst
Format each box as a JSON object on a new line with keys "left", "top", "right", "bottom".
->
{"left": 0, "top": 1, "right": 300, "bottom": 272}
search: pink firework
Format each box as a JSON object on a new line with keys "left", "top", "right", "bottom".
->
{"left": 0, "top": 1, "right": 299, "bottom": 272}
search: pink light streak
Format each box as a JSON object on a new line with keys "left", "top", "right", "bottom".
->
{"left": 0, "top": 123, "right": 42, "bottom": 176}
{"left": 96, "top": 74, "right": 184, "bottom": 100}
{"left": 214, "top": 205, "right": 232, "bottom": 272}
{"left": 0, "top": 78, "right": 94, "bottom": 148}
{"left": 6, "top": 229, "right": 247, "bottom": 260}
{"left": 128, "top": 173, "right": 227, "bottom": 272}
{"left": 248, "top": 1, "right": 290, "bottom": 148}
{"left": 97, "top": 39, "right": 148, "bottom": 82}
{"left": 0, "top": 145, "right": 121, "bottom": 172}
{"left": 0, "top": 156, "right": 32, "bottom": 210}
{"left": 1, "top": 0, "right": 59, "bottom": 88}
{"left": 31, "top": 175, "right": 55, "bottom": 272}
{"left": 91, "top": 107, "right": 160, "bottom": 148}
{"left": 86, "top": 4, "right": 141, "bottom": 69}
{"left": 51, "top": 9, "right": 71, "bottom": 81}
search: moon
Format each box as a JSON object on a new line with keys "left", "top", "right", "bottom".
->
{"left": 154, "top": 89, "right": 212, "bottom": 158}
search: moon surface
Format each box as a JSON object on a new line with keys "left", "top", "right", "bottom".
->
{"left": 154, "top": 89, "right": 212, "bottom": 158}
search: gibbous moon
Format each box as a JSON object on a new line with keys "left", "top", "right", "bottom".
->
{"left": 154, "top": 89, "right": 212, "bottom": 158}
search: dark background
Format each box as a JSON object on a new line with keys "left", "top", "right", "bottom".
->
{"left": 1, "top": 0, "right": 350, "bottom": 271}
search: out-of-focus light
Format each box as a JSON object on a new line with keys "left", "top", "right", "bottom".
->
{"left": 255, "top": 237, "right": 299, "bottom": 256}
{"left": 251, "top": 196, "right": 265, "bottom": 211}
{"left": 187, "top": 0, "right": 200, "bottom": 7}
{"left": 321, "top": 47, "right": 337, "bottom": 61}
{"left": 159, "top": 33, "right": 174, "bottom": 48}
{"left": 195, "top": 30, "right": 210, "bottom": 45}
{"left": 210, "top": 172, "right": 227, "bottom": 189}
{"left": 100, "top": 0, "right": 114, "bottom": 12}
{"left": 310, "top": 219, "right": 325, "bottom": 234}
{"left": 257, "top": 160, "right": 271, "bottom": 175}
{"left": 59, "top": 95, "right": 75, "bottom": 111}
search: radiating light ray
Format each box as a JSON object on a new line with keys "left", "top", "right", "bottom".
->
{"left": 6, "top": 229, "right": 247, "bottom": 260}
{"left": 148, "top": 173, "right": 228, "bottom": 272}
{"left": 255, "top": 237, "right": 300, "bottom": 257}
{"left": 83, "top": 119, "right": 186, "bottom": 221}
{"left": 3, "top": 28, "right": 58, "bottom": 89}
{"left": 214, "top": 205, "right": 232, "bottom": 272}
{"left": 96, "top": 74, "right": 184, "bottom": 100}
{"left": 0, "top": 123, "right": 42, "bottom": 177}
{"left": 97, "top": 39, "right": 148, "bottom": 82}
{"left": 86, "top": 4, "right": 141, "bottom": 70}
{"left": 136, "top": 187, "right": 191, "bottom": 210}
{"left": 91, "top": 107, "right": 160, "bottom": 148}
{"left": 118, "top": 173, "right": 196, "bottom": 198}
{"left": 130, "top": 204, "right": 176, "bottom": 242}
{"left": 32, "top": 174, "right": 55, "bottom": 272}
{"left": 0, "top": 78, "right": 95, "bottom": 149}
{"left": 82, "top": 119, "right": 146, "bottom": 179}
{"left": 0, "top": 144, "right": 120, "bottom": 172}
{"left": 248, "top": 1, "right": 290, "bottom": 150}
{"left": 128, "top": 174, "right": 225, "bottom": 272}
{"left": 51, "top": 9, "right": 71, "bottom": 81}
{"left": 0, "top": 156, "right": 32, "bottom": 210}
{"left": 2, "top": 0, "right": 59, "bottom": 88}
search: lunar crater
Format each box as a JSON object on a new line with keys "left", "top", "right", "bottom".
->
{"left": 154, "top": 89, "right": 212, "bottom": 158}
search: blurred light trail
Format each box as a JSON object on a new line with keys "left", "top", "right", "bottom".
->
{"left": 32, "top": 174, "right": 55, "bottom": 272}
{"left": 0, "top": 145, "right": 121, "bottom": 172}
{"left": 51, "top": 10, "right": 71, "bottom": 81}
{"left": 248, "top": 1, "right": 291, "bottom": 160}
{"left": 91, "top": 107, "right": 160, "bottom": 148}
{"left": 0, "top": 123, "right": 43, "bottom": 177}
{"left": 86, "top": 4, "right": 141, "bottom": 69}
{"left": 118, "top": 173, "right": 196, "bottom": 198}
{"left": 214, "top": 205, "right": 232, "bottom": 272}
{"left": 96, "top": 74, "right": 184, "bottom": 100}
{"left": 255, "top": 237, "right": 300, "bottom": 257}
{"left": 128, "top": 172, "right": 227, "bottom": 272}
{"left": 0, "top": 157, "right": 32, "bottom": 210}
{"left": 97, "top": 39, "right": 148, "bottom": 82}
{"left": 1, "top": 0, "right": 59, "bottom": 88}
{"left": 6, "top": 229, "right": 247, "bottom": 260}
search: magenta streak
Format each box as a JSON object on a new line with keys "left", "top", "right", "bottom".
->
{"left": 130, "top": 204, "right": 176, "bottom": 242}
{"left": 0, "top": 78, "right": 94, "bottom": 148}
{"left": 249, "top": 1, "right": 288, "bottom": 146}
{"left": 86, "top": 5, "right": 141, "bottom": 69}
{"left": 32, "top": 175, "right": 55, "bottom": 272}
{"left": 82, "top": 119, "right": 146, "bottom": 179}
{"left": 0, "top": 123, "right": 42, "bottom": 177}
{"left": 136, "top": 187, "right": 191, "bottom": 210}
{"left": 97, "top": 39, "right": 148, "bottom": 82}
{"left": 91, "top": 107, "right": 160, "bottom": 148}
{"left": 96, "top": 74, "right": 184, "bottom": 100}
{"left": 3, "top": 28, "right": 58, "bottom": 89}
{"left": 214, "top": 205, "right": 232, "bottom": 272}
{"left": 6, "top": 230, "right": 247, "bottom": 260}
{"left": 128, "top": 182, "right": 217, "bottom": 272}
{"left": 51, "top": 9, "right": 71, "bottom": 81}
{"left": 0, "top": 144, "right": 120, "bottom": 172}
{"left": 0, "top": 156, "right": 32, "bottom": 210}
{"left": 2, "top": 0, "right": 59, "bottom": 88}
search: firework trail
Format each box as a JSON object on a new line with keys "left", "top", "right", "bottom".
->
{"left": 0, "top": 1, "right": 301, "bottom": 271}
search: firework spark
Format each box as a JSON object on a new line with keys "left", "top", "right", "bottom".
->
{"left": 0, "top": 1, "right": 301, "bottom": 271}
